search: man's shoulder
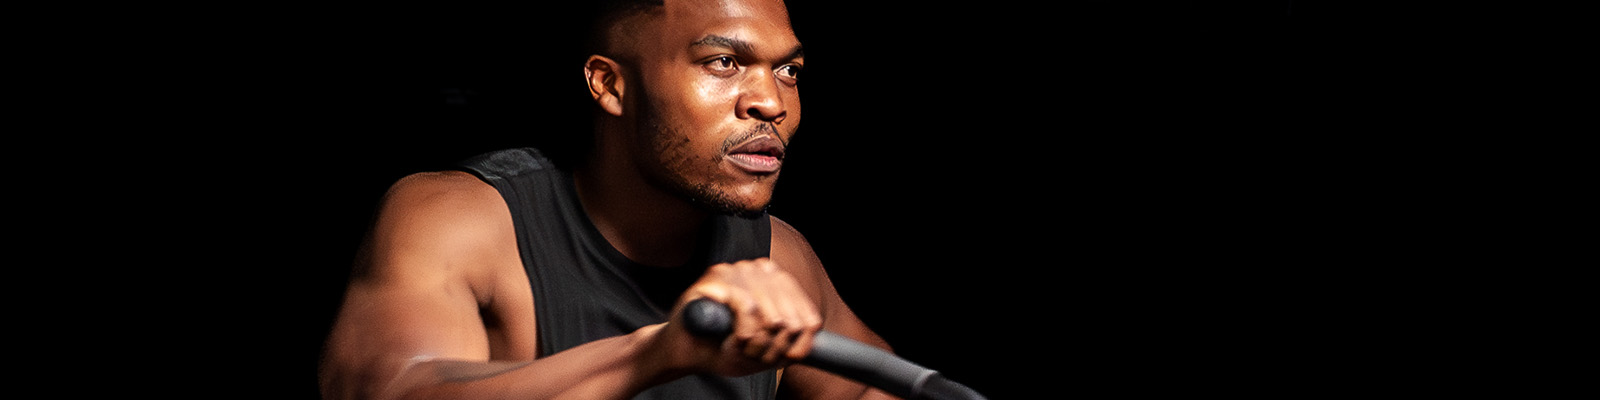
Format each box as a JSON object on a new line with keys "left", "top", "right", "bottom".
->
{"left": 373, "top": 171, "right": 512, "bottom": 251}
{"left": 767, "top": 215, "right": 824, "bottom": 274}
{"left": 359, "top": 170, "right": 518, "bottom": 286}
{"left": 767, "top": 215, "right": 808, "bottom": 250}
{"left": 383, "top": 171, "right": 502, "bottom": 211}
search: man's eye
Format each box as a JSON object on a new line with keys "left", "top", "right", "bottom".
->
{"left": 706, "top": 56, "right": 737, "bottom": 72}
{"left": 777, "top": 64, "right": 802, "bottom": 81}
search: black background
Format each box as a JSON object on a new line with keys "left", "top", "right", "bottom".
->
{"left": 93, "top": 1, "right": 1484, "bottom": 398}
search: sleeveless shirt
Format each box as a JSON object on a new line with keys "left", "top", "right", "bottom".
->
{"left": 458, "top": 148, "right": 778, "bottom": 400}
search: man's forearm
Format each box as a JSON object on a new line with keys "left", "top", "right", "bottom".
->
{"left": 373, "top": 325, "right": 679, "bottom": 400}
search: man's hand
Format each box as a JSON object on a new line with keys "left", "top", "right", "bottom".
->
{"left": 645, "top": 258, "right": 823, "bottom": 377}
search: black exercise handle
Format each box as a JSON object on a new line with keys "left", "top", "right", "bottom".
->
{"left": 680, "top": 298, "right": 987, "bottom": 400}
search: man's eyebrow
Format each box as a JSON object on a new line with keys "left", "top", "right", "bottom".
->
{"left": 785, "top": 45, "right": 804, "bottom": 61}
{"left": 691, "top": 35, "right": 755, "bottom": 54}
{"left": 691, "top": 34, "right": 804, "bottom": 61}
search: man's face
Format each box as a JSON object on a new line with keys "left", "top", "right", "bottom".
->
{"left": 627, "top": 0, "right": 803, "bottom": 218}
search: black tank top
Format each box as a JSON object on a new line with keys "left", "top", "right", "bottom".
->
{"left": 459, "top": 148, "right": 778, "bottom": 400}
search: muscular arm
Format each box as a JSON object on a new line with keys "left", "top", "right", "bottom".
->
{"left": 321, "top": 173, "right": 901, "bottom": 400}
{"left": 320, "top": 173, "right": 676, "bottom": 400}
{"left": 768, "top": 216, "right": 901, "bottom": 400}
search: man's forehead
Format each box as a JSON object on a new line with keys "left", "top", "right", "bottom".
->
{"left": 655, "top": 0, "right": 791, "bottom": 34}
{"left": 655, "top": 0, "right": 796, "bottom": 49}
{"left": 663, "top": 0, "right": 787, "bottom": 20}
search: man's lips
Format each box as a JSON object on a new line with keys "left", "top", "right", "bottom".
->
{"left": 725, "top": 136, "right": 786, "bottom": 174}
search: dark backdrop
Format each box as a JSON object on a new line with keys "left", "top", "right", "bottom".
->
{"left": 187, "top": 1, "right": 1427, "bottom": 398}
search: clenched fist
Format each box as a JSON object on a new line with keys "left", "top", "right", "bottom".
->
{"left": 644, "top": 258, "right": 823, "bottom": 377}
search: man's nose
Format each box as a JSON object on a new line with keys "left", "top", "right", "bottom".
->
{"left": 736, "top": 70, "right": 787, "bottom": 124}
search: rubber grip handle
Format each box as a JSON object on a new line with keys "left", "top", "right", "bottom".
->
{"left": 682, "top": 297, "right": 736, "bottom": 339}
{"left": 678, "top": 298, "right": 987, "bottom": 400}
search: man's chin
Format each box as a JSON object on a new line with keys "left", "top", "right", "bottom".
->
{"left": 680, "top": 182, "right": 772, "bottom": 219}
{"left": 691, "top": 199, "right": 768, "bottom": 219}
{"left": 699, "top": 193, "right": 771, "bottom": 219}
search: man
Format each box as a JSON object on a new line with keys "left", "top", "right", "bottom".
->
{"left": 320, "top": 0, "right": 899, "bottom": 399}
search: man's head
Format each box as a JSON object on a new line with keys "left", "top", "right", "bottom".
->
{"left": 583, "top": 0, "right": 802, "bottom": 218}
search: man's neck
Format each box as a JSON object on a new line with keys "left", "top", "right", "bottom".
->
{"left": 573, "top": 157, "right": 709, "bottom": 268}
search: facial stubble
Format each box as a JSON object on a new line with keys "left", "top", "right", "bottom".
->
{"left": 637, "top": 92, "right": 777, "bottom": 220}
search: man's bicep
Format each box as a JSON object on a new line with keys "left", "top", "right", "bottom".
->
{"left": 340, "top": 176, "right": 504, "bottom": 354}
{"left": 322, "top": 175, "right": 505, "bottom": 398}
{"left": 322, "top": 259, "right": 493, "bottom": 399}
{"left": 335, "top": 269, "right": 492, "bottom": 358}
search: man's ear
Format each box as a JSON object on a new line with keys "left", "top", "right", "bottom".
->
{"left": 584, "top": 55, "right": 626, "bottom": 117}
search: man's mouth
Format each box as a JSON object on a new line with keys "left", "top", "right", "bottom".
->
{"left": 724, "top": 135, "right": 786, "bottom": 175}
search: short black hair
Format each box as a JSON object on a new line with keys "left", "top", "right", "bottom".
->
{"left": 504, "top": 0, "right": 662, "bottom": 169}
{"left": 583, "top": 0, "right": 665, "bottom": 60}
